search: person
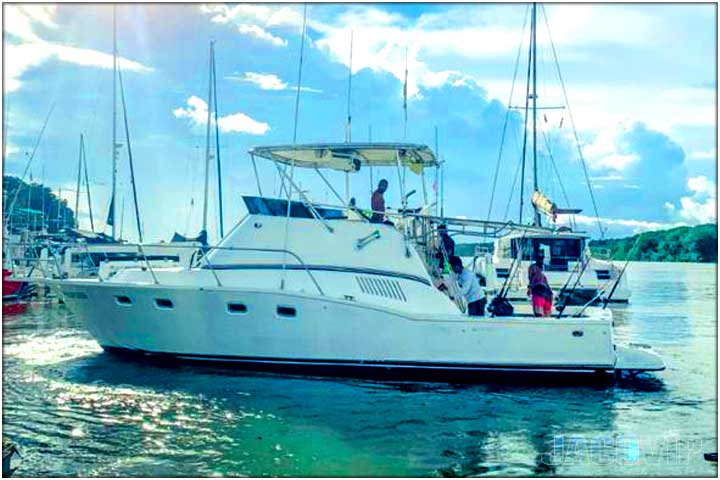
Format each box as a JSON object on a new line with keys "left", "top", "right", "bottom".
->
{"left": 370, "top": 179, "right": 390, "bottom": 224}
{"left": 528, "top": 252, "right": 553, "bottom": 317}
{"left": 436, "top": 224, "right": 455, "bottom": 271}
{"left": 448, "top": 256, "right": 486, "bottom": 316}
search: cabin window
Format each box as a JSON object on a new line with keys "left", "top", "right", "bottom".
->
{"left": 227, "top": 302, "right": 248, "bottom": 314}
{"left": 115, "top": 295, "right": 132, "bottom": 305}
{"left": 276, "top": 306, "right": 296, "bottom": 318}
{"left": 155, "top": 298, "right": 174, "bottom": 309}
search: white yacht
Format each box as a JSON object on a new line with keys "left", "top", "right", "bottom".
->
{"left": 50, "top": 143, "right": 663, "bottom": 379}
{"left": 474, "top": 230, "right": 631, "bottom": 304}
{"left": 480, "top": 3, "right": 631, "bottom": 305}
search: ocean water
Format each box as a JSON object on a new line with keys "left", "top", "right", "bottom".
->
{"left": 2, "top": 262, "right": 717, "bottom": 477}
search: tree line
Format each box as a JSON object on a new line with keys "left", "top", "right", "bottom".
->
{"left": 3, "top": 175, "right": 76, "bottom": 233}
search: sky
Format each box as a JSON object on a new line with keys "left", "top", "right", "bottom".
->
{"left": 3, "top": 3, "right": 717, "bottom": 243}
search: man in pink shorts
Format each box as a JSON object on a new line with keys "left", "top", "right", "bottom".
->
{"left": 528, "top": 252, "right": 553, "bottom": 317}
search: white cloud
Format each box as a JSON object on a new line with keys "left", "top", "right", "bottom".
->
{"left": 236, "top": 24, "right": 287, "bottom": 47}
{"left": 582, "top": 123, "right": 639, "bottom": 172}
{"left": 562, "top": 213, "right": 686, "bottom": 234}
{"left": 228, "top": 72, "right": 323, "bottom": 94}
{"left": 663, "top": 175, "right": 717, "bottom": 225}
{"left": 688, "top": 149, "right": 716, "bottom": 161}
{"left": 200, "top": 4, "right": 303, "bottom": 47}
{"left": 4, "top": 5, "right": 153, "bottom": 93}
{"left": 217, "top": 113, "right": 270, "bottom": 135}
{"left": 173, "top": 96, "right": 270, "bottom": 135}
{"left": 235, "top": 72, "right": 288, "bottom": 90}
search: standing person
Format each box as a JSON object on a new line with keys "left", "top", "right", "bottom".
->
{"left": 528, "top": 252, "right": 553, "bottom": 317}
{"left": 436, "top": 224, "right": 455, "bottom": 271}
{"left": 370, "top": 179, "right": 390, "bottom": 224}
{"left": 448, "top": 256, "right": 486, "bottom": 316}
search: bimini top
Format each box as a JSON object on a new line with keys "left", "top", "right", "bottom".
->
{"left": 249, "top": 142, "right": 438, "bottom": 174}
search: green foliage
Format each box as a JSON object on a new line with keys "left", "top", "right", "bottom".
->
{"left": 590, "top": 224, "right": 717, "bottom": 263}
{"left": 3, "top": 175, "right": 76, "bottom": 233}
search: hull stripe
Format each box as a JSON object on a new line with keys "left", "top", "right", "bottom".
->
{"left": 104, "top": 347, "right": 617, "bottom": 373}
{"left": 199, "top": 263, "right": 432, "bottom": 286}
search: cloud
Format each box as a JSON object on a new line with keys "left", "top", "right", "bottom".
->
{"left": 199, "top": 4, "right": 303, "bottom": 46}
{"left": 688, "top": 149, "right": 716, "bottom": 161}
{"left": 4, "top": 5, "right": 153, "bottom": 93}
{"left": 227, "top": 72, "right": 323, "bottom": 94}
{"left": 236, "top": 24, "right": 287, "bottom": 47}
{"left": 234, "top": 72, "right": 288, "bottom": 90}
{"left": 173, "top": 96, "right": 270, "bottom": 135}
{"left": 672, "top": 175, "right": 717, "bottom": 224}
{"left": 583, "top": 123, "right": 639, "bottom": 173}
{"left": 562, "top": 213, "right": 687, "bottom": 234}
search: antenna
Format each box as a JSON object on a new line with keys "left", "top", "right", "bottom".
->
{"left": 345, "top": 30, "right": 353, "bottom": 143}
{"left": 402, "top": 45, "right": 408, "bottom": 140}
{"left": 292, "top": 5, "right": 308, "bottom": 144}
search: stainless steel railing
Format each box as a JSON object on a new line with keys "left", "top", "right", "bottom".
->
{"left": 4, "top": 240, "right": 325, "bottom": 296}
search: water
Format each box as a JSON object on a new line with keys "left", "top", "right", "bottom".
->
{"left": 3, "top": 262, "right": 717, "bottom": 476}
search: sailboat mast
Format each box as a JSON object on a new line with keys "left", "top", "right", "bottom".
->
{"left": 75, "top": 134, "right": 83, "bottom": 228}
{"left": 531, "top": 2, "right": 540, "bottom": 227}
{"left": 212, "top": 42, "right": 224, "bottom": 239}
{"left": 82, "top": 141, "right": 95, "bottom": 232}
{"left": 111, "top": 5, "right": 118, "bottom": 239}
{"left": 201, "top": 41, "right": 213, "bottom": 235}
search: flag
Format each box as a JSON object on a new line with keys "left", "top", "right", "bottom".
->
{"left": 106, "top": 196, "right": 114, "bottom": 226}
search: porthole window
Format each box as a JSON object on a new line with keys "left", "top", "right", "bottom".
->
{"left": 115, "top": 295, "right": 132, "bottom": 305}
{"left": 155, "top": 298, "right": 174, "bottom": 309}
{"left": 227, "top": 302, "right": 248, "bottom": 314}
{"left": 276, "top": 306, "right": 296, "bottom": 318}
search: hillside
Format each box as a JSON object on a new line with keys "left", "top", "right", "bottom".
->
{"left": 589, "top": 224, "right": 717, "bottom": 263}
{"left": 3, "top": 175, "right": 76, "bottom": 233}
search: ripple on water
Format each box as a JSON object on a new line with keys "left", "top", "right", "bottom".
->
{"left": 2, "top": 265, "right": 718, "bottom": 476}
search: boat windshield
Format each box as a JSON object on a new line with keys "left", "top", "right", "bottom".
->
{"left": 242, "top": 196, "right": 347, "bottom": 220}
{"left": 511, "top": 237, "right": 585, "bottom": 270}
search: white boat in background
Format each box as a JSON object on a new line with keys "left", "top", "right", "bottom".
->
{"left": 51, "top": 143, "right": 663, "bottom": 380}
{"left": 473, "top": 230, "right": 630, "bottom": 304}
{"left": 480, "top": 3, "right": 631, "bottom": 304}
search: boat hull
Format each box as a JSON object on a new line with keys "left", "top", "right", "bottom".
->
{"left": 54, "top": 279, "right": 662, "bottom": 378}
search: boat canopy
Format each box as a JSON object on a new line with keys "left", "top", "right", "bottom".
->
{"left": 249, "top": 143, "right": 438, "bottom": 174}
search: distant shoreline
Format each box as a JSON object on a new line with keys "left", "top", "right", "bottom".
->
{"left": 456, "top": 223, "right": 717, "bottom": 263}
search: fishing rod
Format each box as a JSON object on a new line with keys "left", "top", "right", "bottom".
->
{"left": 602, "top": 234, "right": 643, "bottom": 308}
{"left": 573, "top": 234, "right": 644, "bottom": 317}
{"left": 489, "top": 229, "right": 530, "bottom": 317}
{"left": 556, "top": 254, "right": 593, "bottom": 318}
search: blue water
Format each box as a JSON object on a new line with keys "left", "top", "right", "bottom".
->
{"left": 2, "top": 262, "right": 717, "bottom": 476}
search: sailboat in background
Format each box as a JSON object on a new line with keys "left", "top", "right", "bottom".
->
{"left": 43, "top": 5, "right": 199, "bottom": 280}
{"left": 474, "top": 3, "right": 630, "bottom": 305}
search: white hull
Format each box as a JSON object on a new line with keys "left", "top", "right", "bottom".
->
{"left": 54, "top": 279, "right": 661, "bottom": 376}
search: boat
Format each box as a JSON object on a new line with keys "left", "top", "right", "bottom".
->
{"left": 50, "top": 143, "right": 664, "bottom": 380}
{"left": 474, "top": 229, "right": 630, "bottom": 304}
{"left": 480, "top": 3, "right": 630, "bottom": 304}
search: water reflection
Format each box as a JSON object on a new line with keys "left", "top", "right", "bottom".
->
{"left": 2, "top": 263, "right": 716, "bottom": 476}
